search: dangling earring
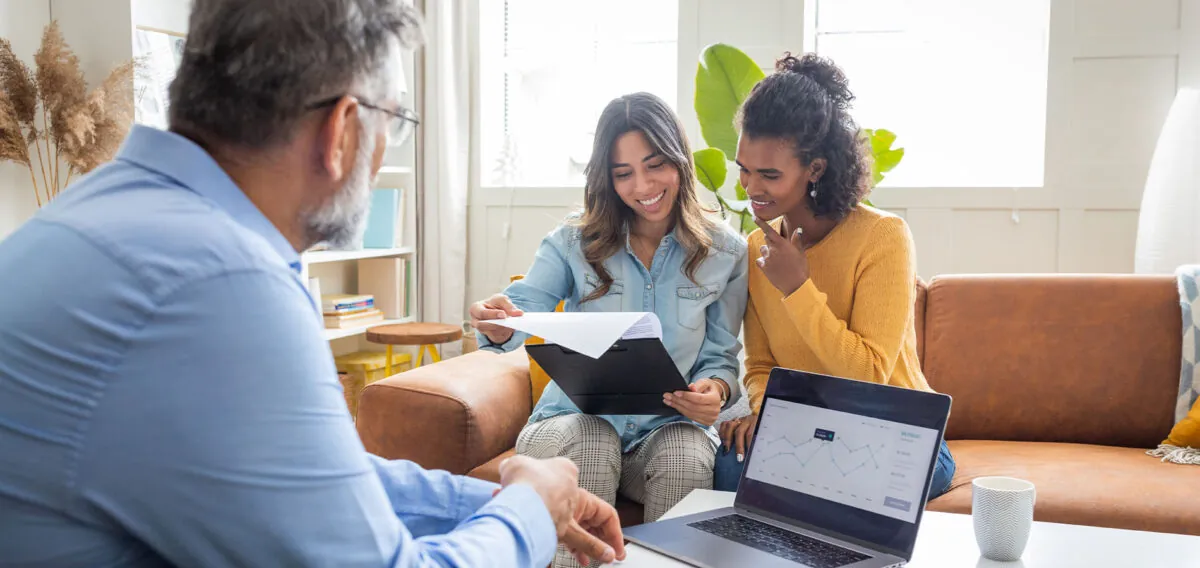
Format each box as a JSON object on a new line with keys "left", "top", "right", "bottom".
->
{"left": 809, "top": 179, "right": 819, "bottom": 199}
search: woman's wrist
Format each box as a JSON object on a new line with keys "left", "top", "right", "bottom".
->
{"left": 710, "top": 378, "right": 730, "bottom": 405}
{"left": 781, "top": 276, "right": 813, "bottom": 301}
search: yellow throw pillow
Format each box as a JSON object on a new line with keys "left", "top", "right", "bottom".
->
{"left": 509, "top": 275, "right": 563, "bottom": 404}
{"left": 1165, "top": 396, "right": 1200, "bottom": 448}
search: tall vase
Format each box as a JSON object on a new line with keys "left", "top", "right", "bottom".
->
{"left": 1134, "top": 88, "right": 1200, "bottom": 274}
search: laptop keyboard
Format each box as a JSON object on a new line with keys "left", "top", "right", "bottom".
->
{"left": 688, "top": 514, "right": 871, "bottom": 568}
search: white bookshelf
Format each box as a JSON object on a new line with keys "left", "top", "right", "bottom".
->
{"left": 378, "top": 166, "right": 414, "bottom": 175}
{"left": 304, "top": 187, "right": 420, "bottom": 352}
{"left": 303, "top": 247, "right": 414, "bottom": 265}
{"left": 323, "top": 316, "right": 416, "bottom": 341}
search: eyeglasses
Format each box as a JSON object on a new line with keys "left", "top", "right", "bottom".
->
{"left": 307, "top": 96, "right": 420, "bottom": 146}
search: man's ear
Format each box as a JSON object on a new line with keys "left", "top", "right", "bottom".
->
{"left": 317, "top": 96, "right": 361, "bottom": 181}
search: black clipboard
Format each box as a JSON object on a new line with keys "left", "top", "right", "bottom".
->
{"left": 526, "top": 338, "right": 688, "bottom": 415}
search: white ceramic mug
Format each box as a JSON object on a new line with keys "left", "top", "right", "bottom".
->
{"left": 972, "top": 476, "right": 1036, "bottom": 561}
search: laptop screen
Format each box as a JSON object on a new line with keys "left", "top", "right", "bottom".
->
{"left": 735, "top": 369, "right": 951, "bottom": 559}
{"left": 745, "top": 397, "right": 939, "bottom": 523}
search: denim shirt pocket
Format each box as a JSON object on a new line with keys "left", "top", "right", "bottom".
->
{"left": 676, "top": 283, "right": 720, "bottom": 330}
{"left": 581, "top": 273, "right": 624, "bottom": 312}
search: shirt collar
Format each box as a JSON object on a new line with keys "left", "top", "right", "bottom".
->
{"left": 115, "top": 126, "right": 302, "bottom": 272}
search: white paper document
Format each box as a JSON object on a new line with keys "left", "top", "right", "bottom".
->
{"left": 488, "top": 312, "right": 662, "bottom": 358}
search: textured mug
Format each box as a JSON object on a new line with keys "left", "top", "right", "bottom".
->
{"left": 972, "top": 476, "right": 1036, "bottom": 561}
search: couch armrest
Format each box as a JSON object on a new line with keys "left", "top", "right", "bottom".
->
{"left": 356, "top": 348, "right": 532, "bottom": 474}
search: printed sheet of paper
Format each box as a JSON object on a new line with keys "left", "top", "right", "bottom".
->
{"left": 488, "top": 312, "right": 662, "bottom": 358}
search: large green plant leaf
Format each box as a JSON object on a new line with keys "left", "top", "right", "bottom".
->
{"left": 864, "top": 128, "right": 904, "bottom": 187}
{"left": 740, "top": 212, "right": 757, "bottom": 234}
{"left": 693, "top": 148, "right": 728, "bottom": 193}
{"left": 695, "top": 44, "right": 765, "bottom": 158}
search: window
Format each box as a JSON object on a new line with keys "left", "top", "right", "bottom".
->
{"left": 479, "top": 0, "right": 678, "bottom": 188}
{"left": 813, "top": 0, "right": 1050, "bottom": 187}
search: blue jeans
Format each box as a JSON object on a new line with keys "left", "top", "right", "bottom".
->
{"left": 714, "top": 439, "right": 957, "bottom": 499}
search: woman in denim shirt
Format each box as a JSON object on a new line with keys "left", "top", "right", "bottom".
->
{"left": 471, "top": 93, "right": 748, "bottom": 553}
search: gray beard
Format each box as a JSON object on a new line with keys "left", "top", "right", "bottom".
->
{"left": 303, "top": 128, "right": 375, "bottom": 250}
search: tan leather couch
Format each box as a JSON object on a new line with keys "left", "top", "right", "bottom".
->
{"left": 357, "top": 274, "right": 1200, "bottom": 535}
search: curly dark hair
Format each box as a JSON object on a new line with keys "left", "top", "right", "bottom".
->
{"left": 737, "top": 52, "right": 870, "bottom": 220}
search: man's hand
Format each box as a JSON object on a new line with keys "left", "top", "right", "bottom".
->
{"left": 753, "top": 216, "right": 810, "bottom": 296}
{"left": 469, "top": 294, "right": 524, "bottom": 345}
{"left": 664, "top": 379, "right": 724, "bottom": 426}
{"left": 497, "top": 455, "right": 579, "bottom": 538}
{"left": 718, "top": 414, "right": 759, "bottom": 463}
{"left": 561, "top": 488, "right": 626, "bottom": 566}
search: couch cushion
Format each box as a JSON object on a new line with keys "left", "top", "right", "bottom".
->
{"left": 468, "top": 447, "right": 646, "bottom": 527}
{"left": 357, "top": 349, "right": 532, "bottom": 474}
{"left": 923, "top": 275, "right": 1180, "bottom": 448}
{"left": 927, "top": 440, "right": 1200, "bottom": 536}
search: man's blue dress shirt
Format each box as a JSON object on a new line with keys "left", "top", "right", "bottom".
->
{"left": 0, "top": 126, "right": 556, "bottom": 567}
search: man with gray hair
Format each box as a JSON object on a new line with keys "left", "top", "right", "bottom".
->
{"left": 0, "top": 1, "right": 625, "bottom": 566}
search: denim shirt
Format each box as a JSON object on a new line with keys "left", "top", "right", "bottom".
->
{"left": 479, "top": 217, "right": 748, "bottom": 451}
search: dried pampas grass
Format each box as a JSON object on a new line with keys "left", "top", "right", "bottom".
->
{"left": 0, "top": 21, "right": 136, "bottom": 206}
{"left": 0, "top": 88, "right": 31, "bottom": 166}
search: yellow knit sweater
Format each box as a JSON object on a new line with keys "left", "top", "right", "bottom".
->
{"left": 744, "top": 205, "right": 933, "bottom": 414}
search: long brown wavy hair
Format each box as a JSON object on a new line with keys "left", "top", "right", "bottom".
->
{"left": 577, "top": 92, "right": 716, "bottom": 302}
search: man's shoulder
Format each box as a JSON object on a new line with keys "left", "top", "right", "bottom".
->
{"left": 36, "top": 165, "right": 290, "bottom": 296}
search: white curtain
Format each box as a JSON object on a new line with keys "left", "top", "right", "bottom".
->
{"left": 418, "top": 0, "right": 473, "bottom": 349}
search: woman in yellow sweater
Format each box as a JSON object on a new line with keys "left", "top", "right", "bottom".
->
{"left": 713, "top": 53, "right": 956, "bottom": 497}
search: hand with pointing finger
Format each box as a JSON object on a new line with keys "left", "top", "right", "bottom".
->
{"left": 753, "top": 216, "right": 810, "bottom": 296}
{"left": 491, "top": 466, "right": 627, "bottom": 566}
{"left": 562, "top": 488, "right": 627, "bottom": 566}
{"left": 469, "top": 294, "right": 524, "bottom": 345}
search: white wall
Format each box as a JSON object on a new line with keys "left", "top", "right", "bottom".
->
{"left": 467, "top": 0, "right": 1200, "bottom": 304}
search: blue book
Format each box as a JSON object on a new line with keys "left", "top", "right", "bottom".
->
{"left": 364, "top": 188, "right": 402, "bottom": 249}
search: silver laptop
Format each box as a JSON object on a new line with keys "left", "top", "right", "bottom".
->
{"left": 624, "top": 368, "right": 952, "bottom": 568}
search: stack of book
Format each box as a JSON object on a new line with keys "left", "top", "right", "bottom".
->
{"left": 322, "top": 294, "right": 385, "bottom": 329}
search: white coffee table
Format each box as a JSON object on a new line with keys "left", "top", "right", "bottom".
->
{"left": 621, "top": 490, "right": 1200, "bottom": 567}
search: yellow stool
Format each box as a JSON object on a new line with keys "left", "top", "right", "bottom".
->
{"left": 334, "top": 350, "right": 413, "bottom": 416}
{"left": 366, "top": 322, "right": 464, "bottom": 376}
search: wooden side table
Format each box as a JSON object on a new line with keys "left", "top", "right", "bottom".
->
{"left": 366, "top": 322, "right": 464, "bottom": 376}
